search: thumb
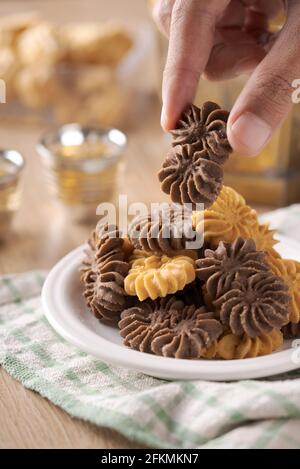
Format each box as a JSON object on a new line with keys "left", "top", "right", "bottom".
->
{"left": 227, "top": 2, "right": 300, "bottom": 157}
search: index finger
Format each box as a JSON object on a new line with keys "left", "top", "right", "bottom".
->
{"left": 161, "top": 0, "right": 230, "bottom": 131}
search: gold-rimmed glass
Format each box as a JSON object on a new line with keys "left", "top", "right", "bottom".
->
{"left": 37, "top": 124, "right": 127, "bottom": 223}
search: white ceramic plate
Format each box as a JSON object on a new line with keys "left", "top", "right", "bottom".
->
{"left": 42, "top": 235, "right": 300, "bottom": 381}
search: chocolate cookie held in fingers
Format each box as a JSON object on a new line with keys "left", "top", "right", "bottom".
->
{"left": 158, "top": 102, "right": 232, "bottom": 209}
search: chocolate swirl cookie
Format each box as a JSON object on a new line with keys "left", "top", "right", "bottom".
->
{"left": 214, "top": 272, "right": 290, "bottom": 338}
{"left": 158, "top": 102, "right": 232, "bottom": 209}
{"left": 90, "top": 270, "right": 131, "bottom": 323}
{"left": 94, "top": 223, "right": 128, "bottom": 268}
{"left": 175, "top": 279, "right": 204, "bottom": 307}
{"left": 158, "top": 145, "right": 224, "bottom": 209}
{"left": 128, "top": 204, "right": 196, "bottom": 255}
{"left": 80, "top": 223, "right": 132, "bottom": 323}
{"left": 119, "top": 296, "right": 223, "bottom": 359}
{"left": 80, "top": 230, "right": 98, "bottom": 308}
{"left": 171, "top": 102, "right": 231, "bottom": 160}
{"left": 196, "top": 237, "right": 269, "bottom": 299}
{"left": 282, "top": 322, "right": 300, "bottom": 339}
{"left": 80, "top": 229, "right": 97, "bottom": 270}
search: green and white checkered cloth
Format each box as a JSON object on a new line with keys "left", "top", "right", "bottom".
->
{"left": 1, "top": 205, "right": 300, "bottom": 449}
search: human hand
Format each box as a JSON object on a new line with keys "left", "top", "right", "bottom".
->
{"left": 153, "top": 0, "right": 300, "bottom": 156}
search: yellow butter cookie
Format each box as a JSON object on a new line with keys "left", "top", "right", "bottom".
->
{"left": 201, "top": 342, "right": 218, "bottom": 359}
{"left": 249, "top": 222, "right": 279, "bottom": 254}
{"left": 124, "top": 252, "right": 195, "bottom": 301}
{"left": 216, "top": 329, "right": 283, "bottom": 360}
{"left": 267, "top": 255, "right": 300, "bottom": 323}
{"left": 129, "top": 248, "right": 197, "bottom": 261}
{"left": 193, "top": 186, "right": 258, "bottom": 247}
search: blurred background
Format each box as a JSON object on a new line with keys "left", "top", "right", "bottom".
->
{"left": 0, "top": 0, "right": 299, "bottom": 274}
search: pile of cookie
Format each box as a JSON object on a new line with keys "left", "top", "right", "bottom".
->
{"left": 81, "top": 102, "right": 300, "bottom": 360}
{"left": 0, "top": 12, "right": 132, "bottom": 126}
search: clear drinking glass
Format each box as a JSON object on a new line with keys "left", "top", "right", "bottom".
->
{"left": 37, "top": 124, "right": 127, "bottom": 223}
{"left": 0, "top": 149, "right": 25, "bottom": 240}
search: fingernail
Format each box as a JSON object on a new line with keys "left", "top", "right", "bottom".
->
{"left": 230, "top": 112, "right": 272, "bottom": 156}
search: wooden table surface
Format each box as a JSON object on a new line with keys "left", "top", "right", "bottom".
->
{"left": 0, "top": 0, "right": 272, "bottom": 449}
